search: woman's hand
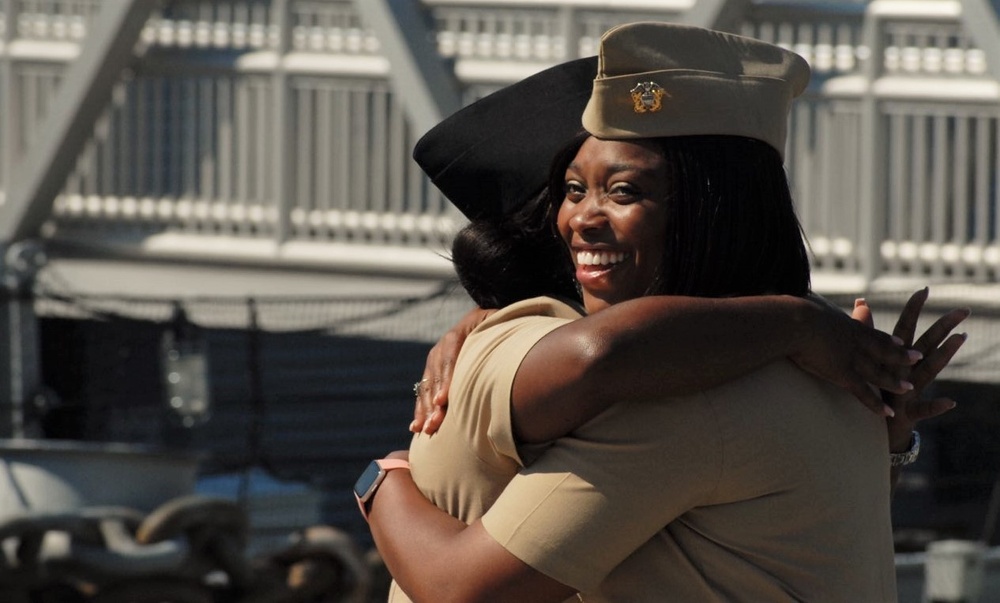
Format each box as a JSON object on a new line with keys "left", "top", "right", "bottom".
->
{"left": 790, "top": 295, "right": 921, "bottom": 417}
{"left": 411, "top": 307, "right": 495, "bottom": 435}
{"left": 856, "top": 288, "right": 969, "bottom": 451}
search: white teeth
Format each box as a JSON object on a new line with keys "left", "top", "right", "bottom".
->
{"left": 576, "top": 251, "right": 626, "bottom": 266}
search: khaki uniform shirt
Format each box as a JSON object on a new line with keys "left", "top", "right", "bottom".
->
{"left": 389, "top": 297, "right": 584, "bottom": 602}
{"left": 394, "top": 296, "right": 897, "bottom": 602}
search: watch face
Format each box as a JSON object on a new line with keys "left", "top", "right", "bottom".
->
{"left": 354, "top": 460, "right": 384, "bottom": 501}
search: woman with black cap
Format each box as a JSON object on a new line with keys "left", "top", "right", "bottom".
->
{"left": 357, "top": 23, "right": 967, "bottom": 602}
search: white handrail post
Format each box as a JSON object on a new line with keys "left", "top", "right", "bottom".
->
{"left": 559, "top": 5, "right": 580, "bottom": 60}
{"left": 0, "top": 0, "right": 18, "bottom": 203}
{"left": 857, "top": 4, "right": 888, "bottom": 287}
{"left": 273, "top": 0, "right": 293, "bottom": 244}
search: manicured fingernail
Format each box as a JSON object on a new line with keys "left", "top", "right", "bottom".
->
{"left": 907, "top": 350, "right": 923, "bottom": 362}
{"left": 422, "top": 413, "right": 438, "bottom": 434}
{"left": 409, "top": 420, "right": 419, "bottom": 432}
{"left": 855, "top": 298, "right": 866, "bottom": 309}
{"left": 883, "top": 405, "right": 895, "bottom": 418}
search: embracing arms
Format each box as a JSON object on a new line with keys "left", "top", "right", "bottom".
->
{"left": 380, "top": 291, "right": 967, "bottom": 602}
{"left": 510, "top": 294, "right": 918, "bottom": 442}
{"left": 415, "top": 294, "right": 919, "bottom": 442}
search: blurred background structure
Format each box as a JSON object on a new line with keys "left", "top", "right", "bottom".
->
{"left": 1, "top": 0, "right": 1000, "bottom": 601}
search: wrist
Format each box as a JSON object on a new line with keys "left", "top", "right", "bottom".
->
{"left": 385, "top": 449, "right": 409, "bottom": 462}
{"left": 890, "top": 431, "right": 920, "bottom": 467}
{"left": 354, "top": 458, "right": 411, "bottom": 521}
{"left": 889, "top": 426, "right": 915, "bottom": 453}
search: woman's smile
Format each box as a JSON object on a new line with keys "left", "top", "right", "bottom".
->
{"left": 572, "top": 248, "right": 632, "bottom": 293}
{"left": 575, "top": 250, "right": 629, "bottom": 267}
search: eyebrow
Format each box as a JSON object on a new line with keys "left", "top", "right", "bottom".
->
{"left": 566, "top": 161, "right": 656, "bottom": 176}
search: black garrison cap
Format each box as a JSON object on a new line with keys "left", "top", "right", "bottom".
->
{"left": 413, "top": 56, "right": 598, "bottom": 220}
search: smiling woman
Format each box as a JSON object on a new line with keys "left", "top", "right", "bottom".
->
{"left": 361, "top": 21, "right": 967, "bottom": 603}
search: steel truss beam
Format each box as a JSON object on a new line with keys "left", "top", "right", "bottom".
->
{"left": 0, "top": 0, "right": 156, "bottom": 242}
{"left": 353, "top": 0, "right": 462, "bottom": 137}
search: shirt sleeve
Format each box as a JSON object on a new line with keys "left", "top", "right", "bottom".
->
{"left": 481, "top": 393, "right": 724, "bottom": 592}
{"left": 454, "top": 297, "right": 585, "bottom": 465}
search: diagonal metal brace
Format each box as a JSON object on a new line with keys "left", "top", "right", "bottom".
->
{"left": 0, "top": 0, "right": 157, "bottom": 242}
{"left": 353, "top": 0, "right": 463, "bottom": 137}
{"left": 961, "top": 0, "right": 1000, "bottom": 80}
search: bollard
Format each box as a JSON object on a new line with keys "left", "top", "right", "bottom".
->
{"left": 924, "top": 539, "right": 987, "bottom": 603}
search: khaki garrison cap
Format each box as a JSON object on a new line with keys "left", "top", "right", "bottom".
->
{"left": 582, "top": 22, "right": 811, "bottom": 158}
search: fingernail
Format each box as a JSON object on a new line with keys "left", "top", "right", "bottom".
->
{"left": 907, "top": 350, "right": 923, "bottom": 362}
{"left": 900, "top": 380, "right": 914, "bottom": 391}
{"left": 892, "top": 336, "right": 905, "bottom": 346}
{"left": 409, "top": 420, "right": 419, "bottom": 433}
{"left": 423, "top": 413, "right": 438, "bottom": 434}
{"left": 883, "top": 405, "right": 895, "bottom": 418}
{"left": 854, "top": 298, "right": 866, "bottom": 309}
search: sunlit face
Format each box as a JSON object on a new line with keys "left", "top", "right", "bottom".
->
{"left": 556, "top": 137, "right": 670, "bottom": 313}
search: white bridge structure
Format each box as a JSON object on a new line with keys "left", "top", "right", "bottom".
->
{"left": 2, "top": 1, "right": 1000, "bottom": 284}
{"left": 2, "top": 1, "right": 1000, "bottom": 600}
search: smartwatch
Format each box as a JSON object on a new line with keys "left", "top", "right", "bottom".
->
{"left": 354, "top": 458, "right": 410, "bottom": 521}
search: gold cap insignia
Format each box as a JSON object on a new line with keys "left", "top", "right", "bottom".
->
{"left": 630, "top": 81, "right": 667, "bottom": 113}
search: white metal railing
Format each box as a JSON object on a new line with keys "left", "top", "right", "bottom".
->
{"left": 741, "top": 2, "right": 868, "bottom": 76}
{"left": 51, "top": 71, "right": 454, "bottom": 247}
{"left": 883, "top": 20, "right": 988, "bottom": 76}
{"left": 770, "top": 1, "right": 1000, "bottom": 284}
{"left": 21, "top": 1, "right": 454, "bottom": 253}
{"left": 140, "top": 0, "right": 380, "bottom": 54}
{"left": 879, "top": 105, "right": 1000, "bottom": 280}
{"left": 433, "top": 5, "right": 566, "bottom": 61}
{"left": 429, "top": 2, "right": 690, "bottom": 62}
{"left": 1, "top": 0, "right": 999, "bottom": 285}
{"left": 12, "top": 0, "right": 99, "bottom": 41}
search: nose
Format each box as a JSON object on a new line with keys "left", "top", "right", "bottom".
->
{"left": 569, "top": 190, "right": 608, "bottom": 233}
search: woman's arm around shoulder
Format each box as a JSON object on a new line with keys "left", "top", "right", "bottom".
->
{"left": 512, "top": 294, "right": 919, "bottom": 443}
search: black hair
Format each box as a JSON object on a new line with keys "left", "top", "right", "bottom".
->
{"left": 545, "top": 133, "right": 811, "bottom": 298}
{"left": 451, "top": 189, "right": 579, "bottom": 309}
